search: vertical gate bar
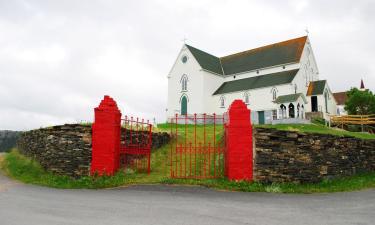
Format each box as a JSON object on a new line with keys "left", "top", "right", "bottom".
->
{"left": 175, "top": 114, "right": 178, "bottom": 177}
{"left": 130, "top": 116, "right": 133, "bottom": 147}
{"left": 175, "top": 138, "right": 178, "bottom": 177}
{"left": 213, "top": 113, "right": 216, "bottom": 177}
{"left": 194, "top": 113, "right": 197, "bottom": 178}
{"left": 185, "top": 114, "right": 187, "bottom": 178}
{"left": 179, "top": 143, "right": 182, "bottom": 177}
{"left": 136, "top": 117, "right": 139, "bottom": 150}
{"left": 142, "top": 118, "right": 144, "bottom": 149}
{"left": 170, "top": 118, "right": 173, "bottom": 177}
{"left": 184, "top": 143, "right": 187, "bottom": 178}
{"left": 194, "top": 139, "right": 197, "bottom": 177}
{"left": 199, "top": 142, "right": 202, "bottom": 177}
{"left": 189, "top": 142, "right": 192, "bottom": 177}
{"left": 208, "top": 142, "right": 211, "bottom": 178}
{"left": 203, "top": 113, "right": 206, "bottom": 154}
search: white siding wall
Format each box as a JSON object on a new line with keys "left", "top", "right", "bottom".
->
{"left": 167, "top": 46, "right": 205, "bottom": 118}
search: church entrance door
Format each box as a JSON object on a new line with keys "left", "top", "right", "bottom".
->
{"left": 311, "top": 96, "right": 318, "bottom": 112}
{"left": 181, "top": 96, "right": 187, "bottom": 115}
{"left": 258, "top": 111, "right": 265, "bottom": 124}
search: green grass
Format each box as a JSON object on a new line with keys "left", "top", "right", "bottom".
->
{"left": 256, "top": 123, "right": 375, "bottom": 140}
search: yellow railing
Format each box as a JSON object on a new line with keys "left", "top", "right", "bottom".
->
{"left": 330, "top": 115, "right": 375, "bottom": 125}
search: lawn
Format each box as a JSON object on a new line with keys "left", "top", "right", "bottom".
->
{"left": 255, "top": 123, "right": 375, "bottom": 139}
{"left": 0, "top": 122, "right": 374, "bottom": 192}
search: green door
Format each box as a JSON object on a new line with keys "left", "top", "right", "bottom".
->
{"left": 181, "top": 96, "right": 187, "bottom": 115}
{"left": 258, "top": 111, "right": 265, "bottom": 124}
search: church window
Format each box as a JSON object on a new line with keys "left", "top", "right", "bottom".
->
{"left": 256, "top": 70, "right": 259, "bottom": 74}
{"left": 220, "top": 96, "right": 225, "bottom": 108}
{"left": 282, "top": 65, "right": 286, "bottom": 69}
{"left": 272, "top": 110, "right": 277, "bottom": 120}
{"left": 244, "top": 92, "right": 249, "bottom": 104}
{"left": 180, "top": 75, "right": 188, "bottom": 91}
{"left": 181, "top": 55, "right": 188, "bottom": 63}
{"left": 272, "top": 89, "right": 277, "bottom": 101}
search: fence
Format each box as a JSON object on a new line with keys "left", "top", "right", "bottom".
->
{"left": 169, "top": 113, "right": 226, "bottom": 179}
{"left": 330, "top": 114, "right": 375, "bottom": 132}
{"left": 120, "top": 116, "right": 152, "bottom": 174}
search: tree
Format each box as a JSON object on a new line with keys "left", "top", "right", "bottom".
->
{"left": 344, "top": 88, "right": 375, "bottom": 115}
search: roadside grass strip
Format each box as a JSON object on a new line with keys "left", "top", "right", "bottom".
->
{"left": 1, "top": 147, "right": 375, "bottom": 193}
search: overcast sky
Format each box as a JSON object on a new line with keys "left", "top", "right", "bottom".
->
{"left": 0, "top": 0, "right": 374, "bottom": 131}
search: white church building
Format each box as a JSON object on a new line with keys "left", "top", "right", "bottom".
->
{"left": 167, "top": 36, "right": 338, "bottom": 124}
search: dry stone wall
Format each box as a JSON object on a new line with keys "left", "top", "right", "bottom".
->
{"left": 254, "top": 128, "right": 375, "bottom": 183}
{"left": 17, "top": 124, "right": 170, "bottom": 177}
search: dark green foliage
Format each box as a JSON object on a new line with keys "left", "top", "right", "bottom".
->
{"left": 345, "top": 88, "right": 375, "bottom": 115}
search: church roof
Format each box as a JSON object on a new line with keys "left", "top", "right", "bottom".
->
{"left": 333, "top": 92, "right": 348, "bottom": 105}
{"left": 213, "top": 69, "right": 299, "bottom": 95}
{"left": 306, "top": 80, "right": 327, "bottom": 96}
{"left": 186, "top": 36, "right": 307, "bottom": 75}
{"left": 185, "top": 45, "right": 223, "bottom": 74}
{"left": 274, "top": 93, "right": 307, "bottom": 104}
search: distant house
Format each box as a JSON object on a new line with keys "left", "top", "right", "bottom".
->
{"left": 333, "top": 92, "right": 348, "bottom": 115}
{"left": 333, "top": 79, "right": 367, "bottom": 116}
{"left": 167, "top": 36, "right": 338, "bottom": 124}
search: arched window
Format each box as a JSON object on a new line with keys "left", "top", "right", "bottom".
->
{"left": 220, "top": 96, "right": 225, "bottom": 108}
{"left": 280, "top": 104, "right": 286, "bottom": 118}
{"left": 180, "top": 75, "right": 188, "bottom": 91}
{"left": 289, "top": 103, "right": 295, "bottom": 118}
{"left": 244, "top": 92, "right": 249, "bottom": 105}
{"left": 272, "top": 88, "right": 277, "bottom": 101}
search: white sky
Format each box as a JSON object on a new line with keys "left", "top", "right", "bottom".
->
{"left": 0, "top": 0, "right": 374, "bottom": 130}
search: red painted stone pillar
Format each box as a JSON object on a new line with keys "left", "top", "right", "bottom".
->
{"left": 91, "top": 95, "right": 122, "bottom": 176}
{"left": 225, "top": 100, "right": 253, "bottom": 181}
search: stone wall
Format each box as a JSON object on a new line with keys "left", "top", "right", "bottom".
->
{"left": 17, "top": 124, "right": 170, "bottom": 177}
{"left": 254, "top": 128, "right": 375, "bottom": 183}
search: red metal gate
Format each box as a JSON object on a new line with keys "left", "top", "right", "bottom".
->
{"left": 120, "top": 116, "right": 152, "bottom": 174}
{"left": 169, "top": 113, "right": 226, "bottom": 179}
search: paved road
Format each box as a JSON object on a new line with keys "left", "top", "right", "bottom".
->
{"left": 1, "top": 164, "right": 374, "bottom": 224}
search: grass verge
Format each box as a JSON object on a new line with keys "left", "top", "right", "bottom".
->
{"left": 1, "top": 149, "right": 375, "bottom": 193}
{"left": 256, "top": 123, "right": 375, "bottom": 140}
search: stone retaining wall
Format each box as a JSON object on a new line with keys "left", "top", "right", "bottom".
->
{"left": 17, "top": 124, "right": 170, "bottom": 177}
{"left": 254, "top": 128, "right": 375, "bottom": 183}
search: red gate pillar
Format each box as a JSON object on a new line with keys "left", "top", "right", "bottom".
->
{"left": 225, "top": 100, "right": 253, "bottom": 181}
{"left": 91, "top": 95, "right": 122, "bottom": 176}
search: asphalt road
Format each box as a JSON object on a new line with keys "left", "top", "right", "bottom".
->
{"left": 0, "top": 162, "right": 374, "bottom": 224}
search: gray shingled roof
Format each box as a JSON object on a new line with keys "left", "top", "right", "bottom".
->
{"left": 213, "top": 69, "right": 299, "bottom": 95}
{"left": 186, "top": 36, "right": 307, "bottom": 75}
{"left": 274, "top": 93, "right": 307, "bottom": 104}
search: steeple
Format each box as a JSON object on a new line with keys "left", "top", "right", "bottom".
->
{"left": 360, "top": 79, "right": 365, "bottom": 90}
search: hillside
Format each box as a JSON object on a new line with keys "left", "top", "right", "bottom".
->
{"left": 0, "top": 131, "right": 21, "bottom": 152}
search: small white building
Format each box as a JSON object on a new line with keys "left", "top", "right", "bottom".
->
{"left": 167, "top": 36, "right": 338, "bottom": 124}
